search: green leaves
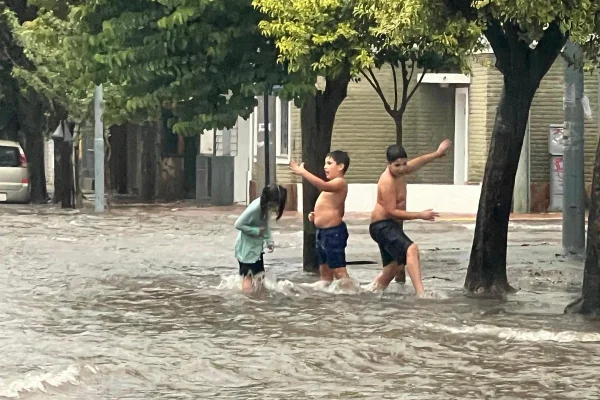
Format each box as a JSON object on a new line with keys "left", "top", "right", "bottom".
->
{"left": 4, "top": 6, "right": 95, "bottom": 123}
{"left": 8, "top": 0, "right": 287, "bottom": 133}
{"left": 80, "top": 0, "right": 285, "bottom": 132}
{"left": 255, "top": 0, "right": 482, "bottom": 122}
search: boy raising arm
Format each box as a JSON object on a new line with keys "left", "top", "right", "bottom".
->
{"left": 290, "top": 151, "right": 351, "bottom": 282}
{"left": 369, "top": 140, "right": 451, "bottom": 294}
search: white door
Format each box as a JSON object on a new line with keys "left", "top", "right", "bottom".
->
{"left": 454, "top": 87, "right": 469, "bottom": 184}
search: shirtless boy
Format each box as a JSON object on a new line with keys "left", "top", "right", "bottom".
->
{"left": 290, "top": 151, "right": 350, "bottom": 282}
{"left": 369, "top": 140, "right": 452, "bottom": 295}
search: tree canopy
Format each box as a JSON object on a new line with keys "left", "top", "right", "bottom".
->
{"left": 8, "top": 0, "right": 295, "bottom": 133}
{"left": 441, "top": 0, "right": 600, "bottom": 295}
{"left": 255, "top": 0, "right": 482, "bottom": 142}
{"left": 82, "top": 0, "right": 291, "bottom": 134}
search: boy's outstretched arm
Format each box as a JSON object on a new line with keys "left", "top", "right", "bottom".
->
{"left": 289, "top": 161, "right": 345, "bottom": 192}
{"left": 406, "top": 139, "right": 452, "bottom": 173}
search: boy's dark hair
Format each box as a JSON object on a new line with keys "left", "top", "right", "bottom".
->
{"left": 386, "top": 144, "right": 408, "bottom": 163}
{"left": 327, "top": 150, "right": 350, "bottom": 173}
{"left": 260, "top": 184, "right": 287, "bottom": 220}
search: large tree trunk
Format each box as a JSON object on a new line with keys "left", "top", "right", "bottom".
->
{"left": 23, "top": 128, "right": 49, "bottom": 204}
{"left": 464, "top": 78, "right": 535, "bottom": 295}
{"left": 19, "top": 91, "right": 49, "bottom": 204}
{"left": 565, "top": 137, "right": 600, "bottom": 316}
{"left": 301, "top": 73, "right": 350, "bottom": 273}
{"left": 464, "top": 20, "right": 565, "bottom": 296}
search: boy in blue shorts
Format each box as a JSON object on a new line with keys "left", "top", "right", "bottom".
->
{"left": 290, "top": 151, "right": 351, "bottom": 282}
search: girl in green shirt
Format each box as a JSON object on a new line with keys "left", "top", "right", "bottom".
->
{"left": 234, "top": 184, "right": 287, "bottom": 293}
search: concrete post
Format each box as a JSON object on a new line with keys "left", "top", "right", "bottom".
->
{"left": 562, "top": 41, "right": 586, "bottom": 255}
{"left": 94, "top": 84, "right": 105, "bottom": 213}
{"left": 264, "top": 92, "right": 270, "bottom": 185}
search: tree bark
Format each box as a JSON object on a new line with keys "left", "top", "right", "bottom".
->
{"left": 60, "top": 139, "right": 74, "bottom": 208}
{"left": 52, "top": 139, "right": 62, "bottom": 204}
{"left": 395, "top": 118, "right": 403, "bottom": 147}
{"left": 464, "top": 20, "right": 565, "bottom": 297}
{"left": 301, "top": 73, "right": 350, "bottom": 273}
{"left": 464, "top": 77, "right": 536, "bottom": 295}
{"left": 23, "top": 128, "right": 49, "bottom": 203}
{"left": 565, "top": 137, "right": 600, "bottom": 316}
{"left": 140, "top": 123, "right": 158, "bottom": 202}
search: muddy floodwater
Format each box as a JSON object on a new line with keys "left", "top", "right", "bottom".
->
{"left": 1, "top": 206, "right": 599, "bottom": 399}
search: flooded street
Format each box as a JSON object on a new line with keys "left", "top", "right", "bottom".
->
{"left": 1, "top": 206, "right": 599, "bottom": 399}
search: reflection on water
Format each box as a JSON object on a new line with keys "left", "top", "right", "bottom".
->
{"left": 0, "top": 208, "right": 598, "bottom": 399}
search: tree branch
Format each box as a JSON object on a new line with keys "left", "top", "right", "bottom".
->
{"left": 408, "top": 61, "right": 415, "bottom": 84}
{"left": 531, "top": 20, "right": 567, "bottom": 81}
{"left": 484, "top": 17, "right": 511, "bottom": 75}
{"left": 442, "top": 0, "right": 477, "bottom": 20}
{"left": 400, "top": 60, "right": 410, "bottom": 111}
{"left": 324, "top": 68, "right": 351, "bottom": 106}
{"left": 504, "top": 21, "right": 532, "bottom": 72}
{"left": 391, "top": 63, "right": 398, "bottom": 111}
{"left": 360, "top": 68, "right": 392, "bottom": 114}
{"left": 406, "top": 68, "right": 427, "bottom": 104}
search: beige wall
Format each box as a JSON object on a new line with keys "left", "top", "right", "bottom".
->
{"left": 467, "top": 55, "right": 492, "bottom": 182}
{"left": 468, "top": 54, "right": 598, "bottom": 185}
{"left": 276, "top": 55, "right": 600, "bottom": 190}
{"left": 278, "top": 66, "right": 457, "bottom": 185}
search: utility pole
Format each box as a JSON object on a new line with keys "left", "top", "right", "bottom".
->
{"left": 562, "top": 41, "right": 586, "bottom": 255}
{"left": 94, "top": 84, "right": 105, "bottom": 213}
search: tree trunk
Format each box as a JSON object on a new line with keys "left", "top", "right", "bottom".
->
{"left": 141, "top": 123, "right": 158, "bottom": 202}
{"left": 52, "top": 139, "right": 62, "bottom": 204}
{"left": 24, "top": 129, "right": 49, "bottom": 203}
{"left": 395, "top": 119, "right": 403, "bottom": 146}
{"left": 74, "top": 135, "right": 83, "bottom": 208}
{"left": 393, "top": 115, "right": 406, "bottom": 283}
{"left": 464, "top": 76, "right": 538, "bottom": 296}
{"left": 463, "top": 19, "right": 566, "bottom": 296}
{"left": 565, "top": 137, "right": 600, "bottom": 316}
{"left": 301, "top": 73, "right": 350, "bottom": 273}
{"left": 60, "top": 139, "right": 74, "bottom": 208}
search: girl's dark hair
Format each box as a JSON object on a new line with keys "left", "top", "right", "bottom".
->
{"left": 260, "top": 184, "right": 287, "bottom": 220}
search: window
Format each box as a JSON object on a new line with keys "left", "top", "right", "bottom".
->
{"left": 0, "top": 146, "right": 19, "bottom": 167}
{"left": 276, "top": 97, "right": 291, "bottom": 163}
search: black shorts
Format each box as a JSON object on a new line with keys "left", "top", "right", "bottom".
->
{"left": 369, "top": 220, "right": 413, "bottom": 267}
{"left": 238, "top": 253, "right": 265, "bottom": 277}
{"left": 315, "top": 222, "right": 348, "bottom": 269}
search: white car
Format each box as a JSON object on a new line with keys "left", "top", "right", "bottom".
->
{"left": 0, "top": 140, "right": 30, "bottom": 203}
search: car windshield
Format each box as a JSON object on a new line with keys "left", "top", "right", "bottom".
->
{"left": 0, "top": 146, "right": 20, "bottom": 167}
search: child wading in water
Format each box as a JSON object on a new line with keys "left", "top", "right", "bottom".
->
{"left": 290, "top": 150, "right": 354, "bottom": 288}
{"left": 234, "top": 184, "right": 287, "bottom": 293}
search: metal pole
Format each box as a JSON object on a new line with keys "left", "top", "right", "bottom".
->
{"left": 264, "top": 90, "right": 270, "bottom": 185}
{"left": 94, "top": 84, "right": 105, "bottom": 213}
{"left": 562, "top": 41, "right": 586, "bottom": 254}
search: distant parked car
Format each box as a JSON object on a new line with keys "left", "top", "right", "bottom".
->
{"left": 0, "top": 140, "right": 30, "bottom": 203}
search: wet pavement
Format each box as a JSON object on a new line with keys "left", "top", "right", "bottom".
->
{"left": 0, "top": 204, "right": 598, "bottom": 399}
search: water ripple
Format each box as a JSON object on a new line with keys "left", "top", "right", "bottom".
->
{"left": 0, "top": 209, "right": 597, "bottom": 399}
